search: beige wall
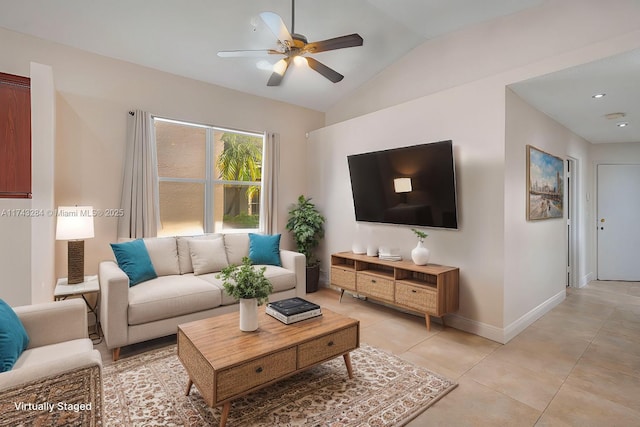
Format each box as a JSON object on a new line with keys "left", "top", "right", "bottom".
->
{"left": 0, "top": 26, "right": 324, "bottom": 297}
{"left": 308, "top": 1, "right": 640, "bottom": 343}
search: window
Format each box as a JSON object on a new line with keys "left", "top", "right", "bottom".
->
{"left": 154, "top": 117, "right": 264, "bottom": 236}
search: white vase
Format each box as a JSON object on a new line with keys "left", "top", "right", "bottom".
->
{"left": 411, "top": 241, "right": 430, "bottom": 265}
{"left": 239, "top": 298, "right": 258, "bottom": 331}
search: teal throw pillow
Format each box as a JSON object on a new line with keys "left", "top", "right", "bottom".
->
{"left": 0, "top": 299, "right": 30, "bottom": 373}
{"left": 248, "top": 233, "right": 282, "bottom": 266}
{"left": 110, "top": 239, "right": 157, "bottom": 286}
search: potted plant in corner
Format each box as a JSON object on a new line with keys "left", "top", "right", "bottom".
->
{"left": 286, "top": 195, "right": 326, "bottom": 293}
{"left": 217, "top": 257, "right": 273, "bottom": 331}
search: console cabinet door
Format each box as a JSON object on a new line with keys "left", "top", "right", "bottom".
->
{"left": 0, "top": 72, "right": 31, "bottom": 198}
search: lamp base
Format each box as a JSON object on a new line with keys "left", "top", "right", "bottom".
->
{"left": 68, "top": 240, "right": 85, "bottom": 284}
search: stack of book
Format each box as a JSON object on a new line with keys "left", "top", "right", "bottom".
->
{"left": 266, "top": 297, "right": 322, "bottom": 324}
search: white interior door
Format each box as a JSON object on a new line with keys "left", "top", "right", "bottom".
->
{"left": 597, "top": 164, "right": 640, "bottom": 280}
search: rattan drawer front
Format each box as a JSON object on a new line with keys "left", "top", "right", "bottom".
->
{"left": 216, "top": 347, "right": 296, "bottom": 402}
{"left": 331, "top": 267, "right": 356, "bottom": 291}
{"left": 357, "top": 273, "right": 394, "bottom": 301}
{"left": 298, "top": 326, "right": 358, "bottom": 369}
{"left": 395, "top": 282, "right": 437, "bottom": 313}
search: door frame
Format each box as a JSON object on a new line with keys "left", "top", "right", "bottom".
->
{"left": 566, "top": 157, "right": 578, "bottom": 287}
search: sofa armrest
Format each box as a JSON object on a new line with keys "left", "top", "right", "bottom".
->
{"left": 0, "top": 349, "right": 102, "bottom": 392}
{"left": 280, "top": 249, "right": 306, "bottom": 296}
{"left": 14, "top": 299, "right": 87, "bottom": 349}
{"left": 99, "top": 260, "right": 130, "bottom": 349}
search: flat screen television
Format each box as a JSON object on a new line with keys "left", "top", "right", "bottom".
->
{"left": 347, "top": 140, "right": 458, "bottom": 229}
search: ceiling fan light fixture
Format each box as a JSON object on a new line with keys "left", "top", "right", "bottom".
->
{"left": 592, "top": 93, "right": 606, "bottom": 99}
{"left": 273, "top": 59, "right": 288, "bottom": 75}
{"left": 293, "top": 55, "right": 308, "bottom": 66}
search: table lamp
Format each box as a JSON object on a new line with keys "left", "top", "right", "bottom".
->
{"left": 56, "top": 206, "right": 95, "bottom": 284}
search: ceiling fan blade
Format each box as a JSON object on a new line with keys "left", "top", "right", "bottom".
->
{"left": 217, "top": 49, "right": 283, "bottom": 58}
{"left": 260, "top": 11, "right": 293, "bottom": 45}
{"left": 306, "top": 57, "right": 344, "bottom": 83}
{"left": 304, "top": 34, "right": 363, "bottom": 54}
{"left": 267, "top": 57, "right": 292, "bottom": 86}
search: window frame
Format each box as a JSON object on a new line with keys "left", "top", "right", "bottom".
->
{"left": 154, "top": 116, "right": 265, "bottom": 235}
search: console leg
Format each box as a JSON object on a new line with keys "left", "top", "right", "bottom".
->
{"left": 339, "top": 289, "right": 345, "bottom": 302}
{"left": 425, "top": 314, "right": 431, "bottom": 331}
{"left": 185, "top": 379, "right": 193, "bottom": 396}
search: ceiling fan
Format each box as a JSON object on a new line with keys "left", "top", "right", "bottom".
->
{"left": 217, "top": 0, "right": 363, "bottom": 86}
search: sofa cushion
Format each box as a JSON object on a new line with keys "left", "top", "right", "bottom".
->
{"left": 249, "top": 233, "right": 282, "bottom": 266}
{"left": 262, "top": 265, "right": 297, "bottom": 292}
{"left": 177, "top": 234, "right": 222, "bottom": 274}
{"left": 196, "top": 274, "right": 236, "bottom": 306}
{"left": 12, "top": 338, "right": 92, "bottom": 370}
{"left": 110, "top": 239, "right": 158, "bottom": 286}
{"left": 127, "top": 275, "right": 222, "bottom": 325}
{"left": 143, "top": 237, "right": 180, "bottom": 276}
{"left": 0, "top": 299, "right": 30, "bottom": 372}
{"left": 224, "top": 233, "right": 250, "bottom": 266}
{"left": 189, "top": 238, "right": 229, "bottom": 275}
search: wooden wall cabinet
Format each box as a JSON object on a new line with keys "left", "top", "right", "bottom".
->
{"left": 331, "top": 252, "right": 459, "bottom": 330}
{"left": 0, "top": 72, "right": 31, "bottom": 199}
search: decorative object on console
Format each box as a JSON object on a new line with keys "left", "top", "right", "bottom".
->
{"left": 217, "top": 257, "right": 273, "bottom": 331}
{"left": 56, "top": 206, "right": 95, "bottom": 284}
{"left": 286, "top": 195, "right": 325, "bottom": 293}
{"left": 410, "top": 228, "right": 430, "bottom": 266}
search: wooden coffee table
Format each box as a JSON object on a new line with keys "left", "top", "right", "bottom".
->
{"left": 177, "top": 306, "right": 360, "bottom": 427}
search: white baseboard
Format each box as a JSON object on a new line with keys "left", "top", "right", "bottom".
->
{"left": 445, "top": 314, "right": 506, "bottom": 343}
{"left": 579, "top": 272, "right": 595, "bottom": 288}
{"left": 447, "top": 289, "right": 566, "bottom": 344}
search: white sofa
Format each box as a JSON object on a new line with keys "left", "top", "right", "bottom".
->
{"left": 0, "top": 299, "right": 103, "bottom": 425}
{"left": 99, "top": 233, "right": 306, "bottom": 360}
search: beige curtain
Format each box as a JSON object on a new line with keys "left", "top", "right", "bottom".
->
{"left": 260, "top": 132, "right": 279, "bottom": 234}
{"left": 117, "top": 110, "right": 159, "bottom": 238}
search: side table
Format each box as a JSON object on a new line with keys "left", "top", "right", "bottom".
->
{"left": 54, "top": 275, "right": 101, "bottom": 343}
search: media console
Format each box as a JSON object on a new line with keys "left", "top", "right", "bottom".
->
{"left": 330, "top": 252, "right": 459, "bottom": 330}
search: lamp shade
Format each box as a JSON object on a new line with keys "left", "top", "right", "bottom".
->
{"left": 393, "top": 178, "right": 412, "bottom": 193}
{"left": 56, "top": 206, "right": 95, "bottom": 240}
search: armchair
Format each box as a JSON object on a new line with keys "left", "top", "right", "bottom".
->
{"left": 0, "top": 299, "right": 103, "bottom": 426}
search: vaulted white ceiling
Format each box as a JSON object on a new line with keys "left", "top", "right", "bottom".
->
{"left": 1, "top": 0, "right": 638, "bottom": 143}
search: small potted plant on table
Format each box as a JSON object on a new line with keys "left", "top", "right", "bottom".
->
{"left": 218, "top": 257, "right": 273, "bottom": 331}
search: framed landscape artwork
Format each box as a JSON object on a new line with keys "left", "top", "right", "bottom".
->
{"left": 527, "top": 145, "right": 564, "bottom": 221}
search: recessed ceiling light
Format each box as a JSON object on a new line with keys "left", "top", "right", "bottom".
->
{"left": 592, "top": 93, "right": 606, "bottom": 99}
{"left": 617, "top": 122, "right": 629, "bottom": 128}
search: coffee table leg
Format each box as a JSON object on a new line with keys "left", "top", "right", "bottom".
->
{"left": 185, "top": 379, "right": 193, "bottom": 396}
{"left": 343, "top": 353, "right": 354, "bottom": 379}
{"left": 219, "top": 402, "right": 231, "bottom": 427}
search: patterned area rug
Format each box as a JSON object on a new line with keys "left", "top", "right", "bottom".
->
{"left": 103, "top": 343, "right": 456, "bottom": 426}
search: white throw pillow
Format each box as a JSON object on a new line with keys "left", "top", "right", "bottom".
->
{"left": 188, "top": 238, "right": 229, "bottom": 275}
{"left": 177, "top": 234, "right": 222, "bottom": 274}
{"left": 143, "top": 237, "right": 180, "bottom": 276}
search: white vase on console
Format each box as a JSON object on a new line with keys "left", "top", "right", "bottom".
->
{"left": 410, "top": 228, "right": 430, "bottom": 265}
{"left": 411, "top": 241, "right": 430, "bottom": 265}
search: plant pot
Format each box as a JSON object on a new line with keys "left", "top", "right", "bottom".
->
{"left": 239, "top": 298, "right": 258, "bottom": 331}
{"left": 306, "top": 264, "right": 320, "bottom": 293}
{"left": 411, "top": 241, "right": 430, "bottom": 266}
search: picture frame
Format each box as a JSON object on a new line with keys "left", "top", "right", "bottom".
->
{"left": 526, "top": 145, "right": 564, "bottom": 221}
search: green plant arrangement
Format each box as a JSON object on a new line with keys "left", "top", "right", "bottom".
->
{"left": 217, "top": 257, "right": 273, "bottom": 305}
{"left": 286, "top": 195, "right": 326, "bottom": 267}
{"left": 411, "top": 228, "right": 428, "bottom": 243}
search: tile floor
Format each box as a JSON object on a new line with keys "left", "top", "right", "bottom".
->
{"left": 97, "top": 280, "right": 640, "bottom": 426}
